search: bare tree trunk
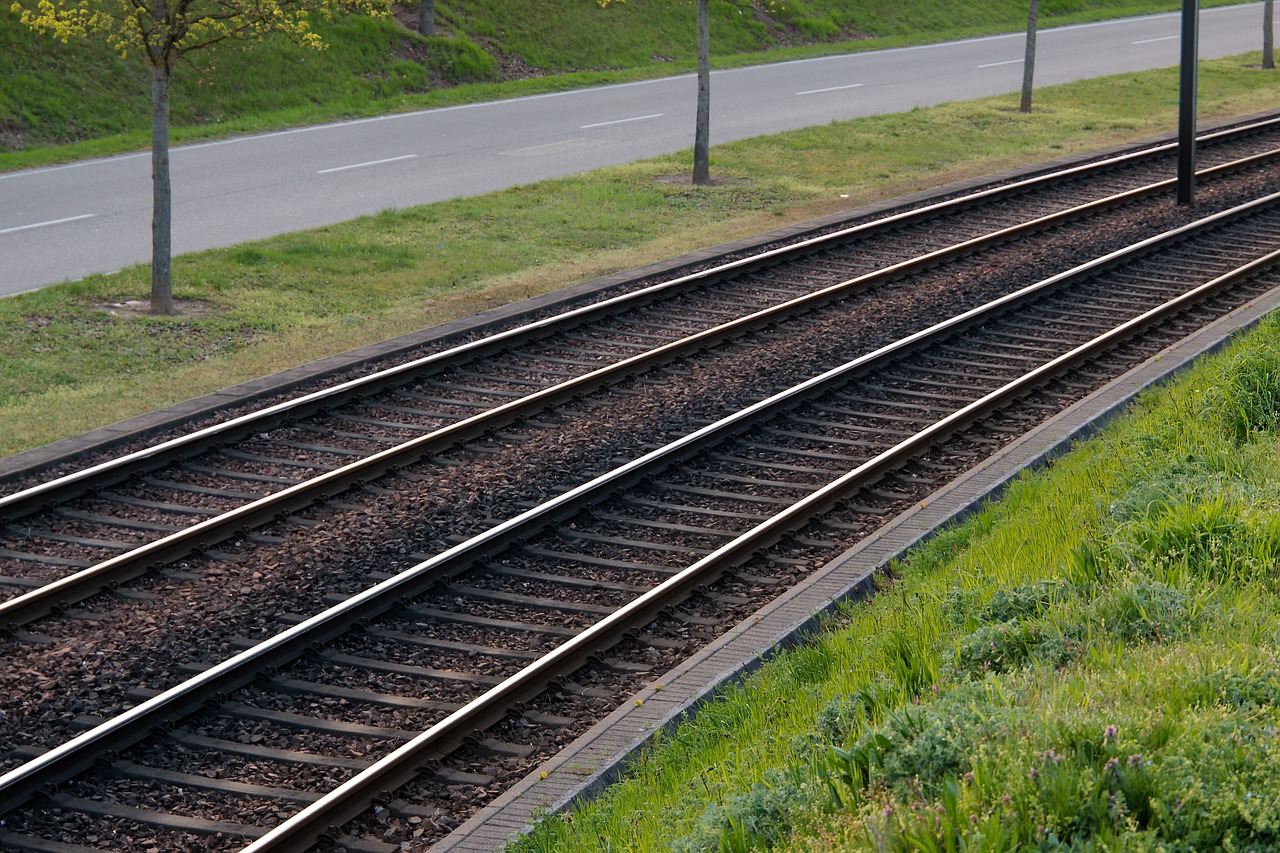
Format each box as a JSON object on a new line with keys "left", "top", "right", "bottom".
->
{"left": 150, "top": 62, "right": 174, "bottom": 315}
{"left": 419, "top": 0, "right": 435, "bottom": 36}
{"left": 1265, "top": 0, "right": 1275, "bottom": 69}
{"left": 693, "top": 0, "right": 711, "bottom": 186}
{"left": 1020, "top": 0, "right": 1039, "bottom": 113}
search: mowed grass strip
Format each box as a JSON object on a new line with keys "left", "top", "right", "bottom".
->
{"left": 507, "top": 259, "right": 1280, "bottom": 851}
{"left": 0, "top": 0, "right": 1248, "bottom": 169}
{"left": 1, "top": 53, "right": 1278, "bottom": 459}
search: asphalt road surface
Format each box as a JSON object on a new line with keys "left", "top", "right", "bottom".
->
{"left": 0, "top": 2, "right": 1271, "bottom": 297}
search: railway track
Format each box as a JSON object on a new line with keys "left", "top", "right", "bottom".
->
{"left": 2, "top": 117, "right": 1280, "bottom": 850}
{"left": 3, "top": 114, "right": 1280, "bottom": 626}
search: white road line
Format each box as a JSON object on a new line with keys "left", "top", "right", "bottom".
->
{"left": 0, "top": 152, "right": 150, "bottom": 181}
{"left": 580, "top": 113, "right": 663, "bottom": 129}
{"left": 317, "top": 154, "right": 418, "bottom": 175}
{"left": 1132, "top": 35, "right": 1179, "bottom": 44}
{"left": 0, "top": 3, "right": 1249, "bottom": 183}
{"left": 796, "top": 83, "right": 865, "bottom": 96}
{"left": 0, "top": 213, "right": 95, "bottom": 236}
{"left": 501, "top": 138, "right": 590, "bottom": 156}
{"left": 977, "top": 59, "right": 1024, "bottom": 68}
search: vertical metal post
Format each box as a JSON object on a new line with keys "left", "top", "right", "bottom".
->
{"left": 1177, "top": 0, "right": 1200, "bottom": 205}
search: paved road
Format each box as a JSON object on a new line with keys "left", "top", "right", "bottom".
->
{"left": 0, "top": 3, "right": 1271, "bottom": 297}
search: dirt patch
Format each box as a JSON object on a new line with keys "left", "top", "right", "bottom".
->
{"left": 95, "top": 299, "right": 224, "bottom": 320}
{"left": 654, "top": 174, "right": 752, "bottom": 188}
{"left": 0, "top": 118, "right": 29, "bottom": 152}
{"left": 393, "top": 3, "right": 417, "bottom": 31}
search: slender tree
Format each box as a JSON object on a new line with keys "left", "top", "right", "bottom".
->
{"left": 1020, "top": 0, "right": 1040, "bottom": 113}
{"left": 693, "top": 0, "right": 711, "bottom": 185}
{"left": 1265, "top": 0, "right": 1275, "bottom": 70}
{"left": 598, "top": 0, "right": 713, "bottom": 185}
{"left": 420, "top": 0, "right": 435, "bottom": 36}
{"left": 12, "top": 0, "right": 388, "bottom": 314}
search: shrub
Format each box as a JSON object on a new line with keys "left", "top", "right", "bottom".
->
{"left": 1089, "top": 578, "right": 1196, "bottom": 645}
{"left": 1201, "top": 323, "right": 1280, "bottom": 441}
{"left": 945, "top": 580, "right": 1062, "bottom": 626}
{"left": 671, "top": 770, "right": 808, "bottom": 853}
{"left": 814, "top": 682, "right": 893, "bottom": 743}
{"left": 425, "top": 36, "right": 499, "bottom": 82}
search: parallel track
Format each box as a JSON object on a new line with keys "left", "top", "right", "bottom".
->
{"left": 4, "top": 114, "right": 1280, "bottom": 629}
{"left": 1, "top": 180, "right": 1279, "bottom": 851}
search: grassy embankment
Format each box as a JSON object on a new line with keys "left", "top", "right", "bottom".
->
{"left": 508, "top": 308, "right": 1280, "bottom": 851}
{"left": 2, "top": 55, "right": 1278, "bottom": 459}
{"left": 0, "top": 0, "right": 1248, "bottom": 168}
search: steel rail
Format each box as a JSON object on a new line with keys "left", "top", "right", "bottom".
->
{"left": 2, "top": 189, "right": 1276, "bottom": 822}
{"left": 3, "top": 113, "right": 1278, "bottom": 523}
{"left": 4, "top": 149, "right": 1277, "bottom": 630}
{"left": 240, "top": 243, "right": 1280, "bottom": 853}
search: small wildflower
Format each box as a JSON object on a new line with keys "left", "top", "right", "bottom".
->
{"left": 1128, "top": 754, "right": 1143, "bottom": 766}
{"left": 1105, "top": 757, "right": 1120, "bottom": 773}
{"left": 1001, "top": 793, "right": 1012, "bottom": 805}
{"left": 963, "top": 771, "right": 974, "bottom": 784}
{"left": 1027, "top": 766, "right": 1039, "bottom": 780}
{"left": 1103, "top": 725, "right": 1118, "bottom": 743}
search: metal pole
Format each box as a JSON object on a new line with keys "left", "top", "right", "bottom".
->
{"left": 1177, "top": 0, "right": 1200, "bottom": 205}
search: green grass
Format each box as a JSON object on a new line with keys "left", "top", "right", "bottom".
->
{"left": 0, "top": 0, "right": 1249, "bottom": 169}
{"left": 507, "top": 297, "right": 1280, "bottom": 851}
{"left": 2, "top": 53, "right": 1278, "bottom": 459}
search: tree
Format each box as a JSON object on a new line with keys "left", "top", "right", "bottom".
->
{"left": 599, "top": 0, "right": 713, "bottom": 185}
{"left": 1020, "top": 0, "right": 1040, "bottom": 113}
{"left": 693, "top": 0, "right": 710, "bottom": 184}
{"left": 419, "top": 0, "right": 434, "bottom": 36}
{"left": 1265, "top": 0, "right": 1275, "bottom": 70}
{"left": 12, "top": 0, "right": 388, "bottom": 314}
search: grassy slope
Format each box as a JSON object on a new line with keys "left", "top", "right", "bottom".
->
{"left": 508, "top": 287, "right": 1280, "bottom": 851}
{"left": 2, "top": 54, "right": 1278, "bottom": 459}
{"left": 0, "top": 0, "right": 1245, "bottom": 167}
